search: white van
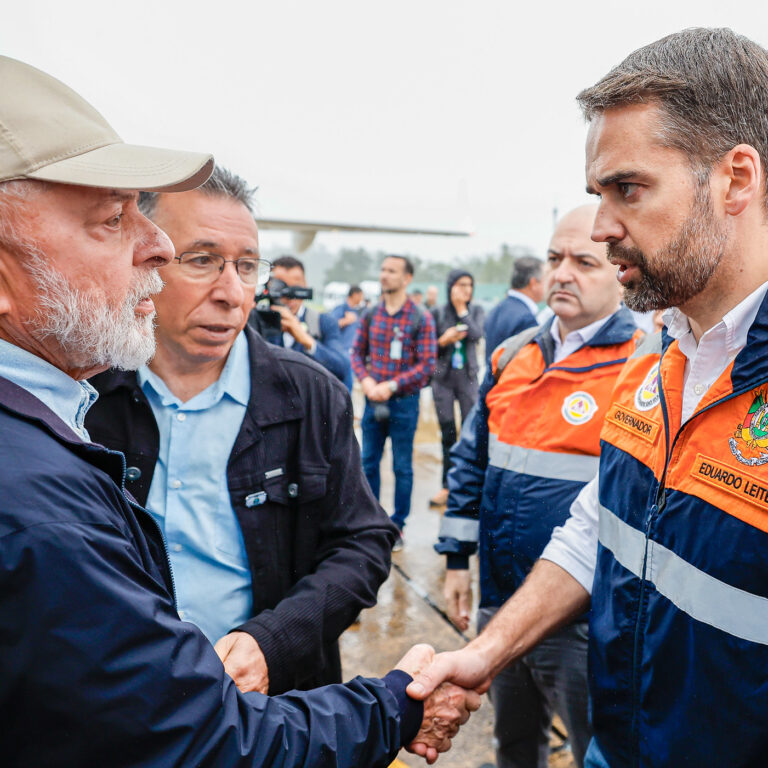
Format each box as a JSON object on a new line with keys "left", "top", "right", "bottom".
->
{"left": 322, "top": 282, "right": 350, "bottom": 311}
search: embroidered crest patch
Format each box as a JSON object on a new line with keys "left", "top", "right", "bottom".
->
{"left": 634, "top": 362, "right": 660, "bottom": 411}
{"left": 561, "top": 391, "right": 598, "bottom": 425}
{"left": 729, "top": 390, "right": 768, "bottom": 466}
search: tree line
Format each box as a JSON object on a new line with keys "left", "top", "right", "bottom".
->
{"left": 322, "top": 244, "right": 538, "bottom": 285}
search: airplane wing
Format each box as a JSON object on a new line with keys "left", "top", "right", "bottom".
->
{"left": 255, "top": 217, "right": 472, "bottom": 252}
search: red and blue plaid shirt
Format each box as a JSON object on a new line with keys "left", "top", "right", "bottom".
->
{"left": 351, "top": 298, "right": 436, "bottom": 396}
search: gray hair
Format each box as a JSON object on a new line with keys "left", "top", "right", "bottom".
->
{"left": 138, "top": 165, "right": 257, "bottom": 219}
{"left": 0, "top": 179, "right": 49, "bottom": 254}
{"left": 511, "top": 256, "right": 543, "bottom": 290}
{"left": 577, "top": 28, "right": 768, "bottom": 206}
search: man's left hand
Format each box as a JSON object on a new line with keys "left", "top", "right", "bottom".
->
{"left": 214, "top": 631, "right": 270, "bottom": 694}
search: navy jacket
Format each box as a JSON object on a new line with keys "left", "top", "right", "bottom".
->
{"left": 287, "top": 308, "right": 351, "bottom": 385}
{"left": 0, "top": 372, "right": 420, "bottom": 767}
{"left": 436, "top": 310, "right": 639, "bottom": 607}
{"left": 483, "top": 294, "right": 538, "bottom": 365}
{"left": 86, "top": 327, "right": 397, "bottom": 694}
{"left": 249, "top": 307, "right": 350, "bottom": 385}
{"left": 329, "top": 301, "right": 363, "bottom": 350}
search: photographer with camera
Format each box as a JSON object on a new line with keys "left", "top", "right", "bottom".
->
{"left": 351, "top": 255, "right": 437, "bottom": 549}
{"left": 258, "top": 255, "right": 350, "bottom": 384}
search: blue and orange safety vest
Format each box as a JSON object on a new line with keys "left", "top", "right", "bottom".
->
{"left": 592, "top": 311, "right": 768, "bottom": 767}
{"left": 436, "top": 308, "right": 639, "bottom": 607}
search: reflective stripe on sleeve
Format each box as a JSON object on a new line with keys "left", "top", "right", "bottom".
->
{"left": 599, "top": 503, "right": 768, "bottom": 645}
{"left": 488, "top": 434, "right": 599, "bottom": 483}
{"left": 438, "top": 516, "right": 480, "bottom": 542}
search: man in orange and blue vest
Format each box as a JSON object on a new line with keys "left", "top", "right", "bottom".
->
{"left": 407, "top": 27, "right": 768, "bottom": 768}
{"left": 435, "top": 204, "right": 640, "bottom": 768}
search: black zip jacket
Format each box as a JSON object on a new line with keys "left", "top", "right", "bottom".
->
{"left": 86, "top": 326, "right": 397, "bottom": 694}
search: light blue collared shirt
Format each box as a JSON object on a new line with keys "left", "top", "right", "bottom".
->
{"left": 138, "top": 332, "right": 253, "bottom": 644}
{"left": 0, "top": 339, "right": 97, "bottom": 440}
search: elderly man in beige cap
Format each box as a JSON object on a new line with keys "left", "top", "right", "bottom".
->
{"left": 0, "top": 57, "right": 479, "bottom": 768}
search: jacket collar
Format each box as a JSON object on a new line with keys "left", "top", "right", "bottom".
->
{"left": 242, "top": 325, "right": 304, "bottom": 426}
{"left": 0, "top": 374, "right": 127, "bottom": 487}
{"left": 720, "top": 287, "right": 768, "bottom": 394}
{"left": 0, "top": 374, "right": 85, "bottom": 446}
{"left": 534, "top": 305, "right": 637, "bottom": 355}
{"left": 659, "top": 286, "right": 768, "bottom": 395}
{"left": 91, "top": 326, "right": 304, "bottom": 428}
{"left": 580, "top": 306, "right": 638, "bottom": 348}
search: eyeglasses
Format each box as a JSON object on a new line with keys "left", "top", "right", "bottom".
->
{"left": 174, "top": 252, "right": 272, "bottom": 286}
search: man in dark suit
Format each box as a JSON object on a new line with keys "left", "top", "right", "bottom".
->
{"left": 484, "top": 256, "right": 544, "bottom": 363}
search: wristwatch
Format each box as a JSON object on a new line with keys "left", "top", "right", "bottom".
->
{"left": 388, "top": 380, "right": 398, "bottom": 393}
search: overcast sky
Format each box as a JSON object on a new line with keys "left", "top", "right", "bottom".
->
{"left": 3, "top": 1, "right": 767, "bottom": 263}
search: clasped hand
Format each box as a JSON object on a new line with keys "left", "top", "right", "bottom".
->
{"left": 395, "top": 644, "right": 482, "bottom": 764}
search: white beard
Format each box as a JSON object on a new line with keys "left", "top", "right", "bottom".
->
{"left": 24, "top": 254, "right": 163, "bottom": 371}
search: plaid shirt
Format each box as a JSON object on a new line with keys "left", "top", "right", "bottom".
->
{"left": 351, "top": 298, "right": 437, "bottom": 396}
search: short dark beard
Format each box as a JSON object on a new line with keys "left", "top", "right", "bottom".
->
{"left": 608, "top": 181, "right": 727, "bottom": 312}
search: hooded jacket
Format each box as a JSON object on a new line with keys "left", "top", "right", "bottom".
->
{"left": 431, "top": 269, "right": 485, "bottom": 381}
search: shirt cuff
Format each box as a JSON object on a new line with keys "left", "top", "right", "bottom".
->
{"left": 382, "top": 669, "right": 423, "bottom": 746}
{"left": 306, "top": 339, "right": 317, "bottom": 355}
{"left": 446, "top": 554, "right": 470, "bottom": 570}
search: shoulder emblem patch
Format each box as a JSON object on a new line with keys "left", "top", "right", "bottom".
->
{"left": 561, "top": 391, "right": 598, "bottom": 425}
{"left": 730, "top": 390, "right": 768, "bottom": 466}
{"left": 634, "top": 362, "right": 660, "bottom": 411}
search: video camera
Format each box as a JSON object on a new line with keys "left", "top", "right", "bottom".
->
{"left": 249, "top": 278, "right": 314, "bottom": 343}
{"left": 259, "top": 277, "right": 313, "bottom": 304}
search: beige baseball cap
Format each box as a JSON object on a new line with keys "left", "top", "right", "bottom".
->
{"left": 0, "top": 56, "right": 214, "bottom": 192}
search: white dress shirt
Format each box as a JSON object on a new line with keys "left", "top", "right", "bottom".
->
{"left": 550, "top": 313, "right": 616, "bottom": 364}
{"left": 540, "top": 281, "right": 768, "bottom": 593}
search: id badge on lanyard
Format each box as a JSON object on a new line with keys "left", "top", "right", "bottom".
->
{"left": 390, "top": 326, "right": 403, "bottom": 360}
{"left": 451, "top": 342, "right": 464, "bottom": 370}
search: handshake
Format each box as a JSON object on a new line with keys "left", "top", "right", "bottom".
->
{"left": 395, "top": 643, "right": 491, "bottom": 764}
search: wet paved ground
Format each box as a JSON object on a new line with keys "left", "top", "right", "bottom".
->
{"left": 341, "top": 397, "right": 576, "bottom": 768}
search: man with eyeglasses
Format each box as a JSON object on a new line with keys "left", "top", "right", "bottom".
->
{"left": 86, "top": 165, "right": 398, "bottom": 698}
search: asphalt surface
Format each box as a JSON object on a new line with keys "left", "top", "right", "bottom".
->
{"left": 341, "top": 395, "right": 576, "bottom": 768}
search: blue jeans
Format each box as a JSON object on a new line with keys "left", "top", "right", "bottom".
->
{"left": 361, "top": 393, "right": 420, "bottom": 529}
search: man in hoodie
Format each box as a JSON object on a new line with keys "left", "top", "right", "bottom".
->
{"left": 429, "top": 269, "right": 485, "bottom": 508}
